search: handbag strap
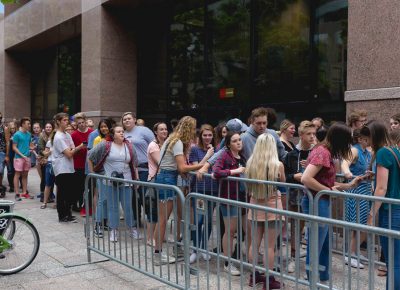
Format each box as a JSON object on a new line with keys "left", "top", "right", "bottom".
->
{"left": 386, "top": 146, "right": 400, "bottom": 169}
{"left": 154, "top": 141, "right": 169, "bottom": 175}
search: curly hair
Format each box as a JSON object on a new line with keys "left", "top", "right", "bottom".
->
{"left": 167, "top": 116, "right": 196, "bottom": 154}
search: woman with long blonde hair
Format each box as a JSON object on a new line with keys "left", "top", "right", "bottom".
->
{"left": 153, "top": 116, "right": 213, "bottom": 265}
{"left": 246, "top": 133, "right": 285, "bottom": 289}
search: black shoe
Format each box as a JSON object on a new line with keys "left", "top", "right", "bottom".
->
{"left": 8, "top": 187, "right": 14, "bottom": 193}
{"left": 67, "top": 216, "right": 78, "bottom": 223}
{"left": 40, "top": 198, "right": 44, "bottom": 203}
{"left": 59, "top": 217, "right": 69, "bottom": 223}
{"left": 15, "top": 194, "right": 22, "bottom": 201}
{"left": 94, "top": 225, "right": 104, "bottom": 238}
{"left": 0, "top": 192, "right": 5, "bottom": 198}
{"left": 47, "top": 198, "right": 55, "bottom": 203}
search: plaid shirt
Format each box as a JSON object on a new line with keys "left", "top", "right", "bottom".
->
{"left": 212, "top": 150, "right": 245, "bottom": 200}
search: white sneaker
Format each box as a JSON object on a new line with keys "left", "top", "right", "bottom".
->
{"left": 110, "top": 229, "right": 118, "bottom": 243}
{"left": 287, "top": 258, "right": 296, "bottom": 273}
{"left": 154, "top": 252, "right": 176, "bottom": 266}
{"left": 202, "top": 252, "right": 211, "bottom": 261}
{"left": 189, "top": 252, "right": 197, "bottom": 264}
{"left": 224, "top": 262, "right": 241, "bottom": 276}
{"left": 358, "top": 254, "right": 368, "bottom": 263}
{"left": 172, "top": 246, "right": 185, "bottom": 259}
{"left": 130, "top": 227, "right": 141, "bottom": 240}
{"left": 345, "top": 256, "right": 364, "bottom": 269}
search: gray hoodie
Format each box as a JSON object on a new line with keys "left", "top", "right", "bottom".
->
{"left": 241, "top": 126, "right": 287, "bottom": 161}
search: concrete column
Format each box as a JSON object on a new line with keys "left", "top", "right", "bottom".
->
{"left": 345, "top": 0, "right": 400, "bottom": 123}
{"left": 81, "top": 5, "right": 137, "bottom": 120}
{"left": 3, "top": 53, "right": 31, "bottom": 121}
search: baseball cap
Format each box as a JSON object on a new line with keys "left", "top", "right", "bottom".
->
{"left": 226, "top": 118, "right": 248, "bottom": 133}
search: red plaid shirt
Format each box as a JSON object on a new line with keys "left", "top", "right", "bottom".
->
{"left": 212, "top": 150, "right": 245, "bottom": 200}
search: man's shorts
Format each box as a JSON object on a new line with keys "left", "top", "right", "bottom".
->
{"left": 14, "top": 158, "right": 31, "bottom": 172}
{"left": 0, "top": 152, "right": 5, "bottom": 174}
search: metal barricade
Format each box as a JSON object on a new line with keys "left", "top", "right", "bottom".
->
{"left": 184, "top": 192, "right": 399, "bottom": 290}
{"left": 314, "top": 189, "right": 400, "bottom": 290}
{"left": 187, "top": 173, "right": 314, "bottom": 288}
{"left": 84, "top": 173, "right": 188, "bottom": 290}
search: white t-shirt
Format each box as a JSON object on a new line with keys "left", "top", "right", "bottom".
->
{"left": 46, "top": 140, "right": 54, "bottom": 162}
{"left": 103, "top": 143, "right": 132, "bottom": 180}
{"left": 159, "top": 139, "right": 183, "bottom": 171}
{"left": 52, "top": 131, "right": 75, "bottom": 176}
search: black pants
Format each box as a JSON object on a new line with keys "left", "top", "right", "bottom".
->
{"left": 73, "top": 169, "right": 86, "bottom": 207}
{"left": 40, "top": 164, "right": 46, "bottom": 193}
{"left": 132, "top": 171, "right": 147, "bottom": 226}
{"left": 55, "top": 173, "right": 74, "bottom": 220}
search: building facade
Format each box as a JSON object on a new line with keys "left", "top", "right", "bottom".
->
{"left": 0, "top": 0, "right": 397, "bottom": 127}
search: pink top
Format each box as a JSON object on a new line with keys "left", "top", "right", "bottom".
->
{"left": 147, "top": 141, "right": 160, "bottom": 180}
{"left": 306, "top": 145, "right": 336, "bottom": 195}
{"left": 248, "top": 192, "right": 285, "bottom": 222}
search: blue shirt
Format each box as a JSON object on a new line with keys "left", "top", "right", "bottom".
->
{"left": 125, "top": 126, "right": 154, "bottom": 171}
{"left": 350, "top": 143, "right": 371, "bottom": 178}
{"left": 86, "top": 129, "right": 99, "bottom": 174}
{"left": 13, "top": 130, "right": 31, "bottom": 159}
{"left": 189, "top": 146, "right": 218, "bottom": 194}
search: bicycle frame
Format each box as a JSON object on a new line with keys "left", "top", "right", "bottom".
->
{"left": 0, "top": 213, "right": 30, "bottom": 253}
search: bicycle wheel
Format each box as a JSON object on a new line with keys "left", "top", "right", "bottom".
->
{"left": 0, "top": 215, "right": 40, "bottom": 275}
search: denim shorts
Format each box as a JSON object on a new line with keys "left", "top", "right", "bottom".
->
{"left": 0, "top": 152, "right": 5, "bottom": 174}
{"left": 155, "top": 169, "right": 178, "bottom": 201}
{"left": 45, "top": 162, "right": 55, "bottom": 187}
{"left": 219, "top": 204, "right": 239, "bottom": 218}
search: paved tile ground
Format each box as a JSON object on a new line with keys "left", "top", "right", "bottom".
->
{"left": 0, "top": 169, "right": 387, "bottom": 289}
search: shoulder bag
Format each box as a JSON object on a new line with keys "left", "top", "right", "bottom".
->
{"left": 144, "top": 142, "right": 168, "bottom": 201}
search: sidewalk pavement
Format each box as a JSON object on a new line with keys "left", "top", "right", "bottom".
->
{"left": 0, "top": 168, "right": 170, "bottom": 290}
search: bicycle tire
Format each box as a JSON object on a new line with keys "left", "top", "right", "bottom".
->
{"left": 0, "top": 214, "right": 40, "bottom": 275}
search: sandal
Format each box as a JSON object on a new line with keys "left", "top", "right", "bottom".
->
{"left": 40, "top": 203, "right": 47, "bottom": 209}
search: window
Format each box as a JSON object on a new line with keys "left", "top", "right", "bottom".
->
{"left": 137, "top": 0, "right": 348, "bottom": 125}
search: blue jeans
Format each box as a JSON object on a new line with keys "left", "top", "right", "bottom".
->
{"left": 191, "top": 196, "right": 214, "bottom": 250}
{"left": 155, "top": 169, "right": 178, "bottom": 201}
{"left": 0, "top": 151, "right": 5, "bottom": 174}
{"left": 106, "top": 184, "right": 134, "bottom": 229}
{"left": 379, "top": 208, "right": 400, "bottom": 290}
{"left": 302, "top": 195, "right": 330, "bottom": 282}
{"left": 44, "top": 162, "right": 55, "bottom": 187}
{"left": 95, "top": 180, "right": 107, "bottom": 223}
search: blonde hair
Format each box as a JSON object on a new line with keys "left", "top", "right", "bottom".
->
{"left": 73, "top": 112, "right": 87, "bottom": 121}
{"left": 298, "top": 120, "right": 316, "bottom": 135}
{"left": 280, "top": 119, "right": 294, "bottom": 132}
{"left": 245, "top": 133, "right": 280, "bottom": 199}
{"left": 167, "top": 116, "right": 196, "bottom": 154}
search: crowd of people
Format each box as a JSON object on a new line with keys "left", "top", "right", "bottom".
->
{"left": 0, "top": 109, "right": 399, "bottom": 289}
